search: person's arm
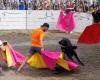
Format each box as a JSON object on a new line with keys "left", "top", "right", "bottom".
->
{"left": 40, "top": 33, "right": 45, "bottom": 50}
{"left": 40, "top": 36, "right": 44, "bottom": 48}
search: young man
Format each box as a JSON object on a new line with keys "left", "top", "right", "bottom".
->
{"left": 29, "top": 23, "right": 49, "bottom": 56}
{"left": 17, "top": 23, "right": 49, "bottom": 72}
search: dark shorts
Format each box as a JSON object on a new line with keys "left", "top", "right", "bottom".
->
{"left": 29, "top": 46, "right": 41, "bottom": 55}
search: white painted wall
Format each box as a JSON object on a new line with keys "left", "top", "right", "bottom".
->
{"left": 73, "top": 12, "right": 93, "bottom": 32}
{"left": 0, "top": 10, "right": 93, "bottom": 32}
{"left": 27, "top": 10, "right": 60, "bottom": 30}
{"left": 0, "top": 10, "right": 26, "bottom": 29}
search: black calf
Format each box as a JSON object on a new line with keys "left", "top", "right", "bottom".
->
{"left": 59, "top": 38, "right": 84, "bottom": 66}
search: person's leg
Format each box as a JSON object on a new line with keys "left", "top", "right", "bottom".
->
{"left": 17, "top": 46, "right": 41, "bottom": 72}
{"left": 16, "top": 46, "right": 34, "bottom": 72}
{"left": 17, "top": 53, "right": 32, "bottom": 72}
{"left": 53, "top": 4, "right": 55, "bottom": 10}
{"left": 0, "top": 50, "right": 3, "bottom": 73}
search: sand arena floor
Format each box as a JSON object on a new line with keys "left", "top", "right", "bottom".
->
{"left": 0, "top": 30, "right": 100, "bottom": 80}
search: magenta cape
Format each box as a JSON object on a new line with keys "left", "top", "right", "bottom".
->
{"left": 41, "top": 51, "right": 79, "bottom": 70}
{"left": 41, "top": 51, "right": 61, "bottom": 70}
{"left": 3, "top": 44, "right": 25, "bottom": 67}
{"left": 57, "top": 10, "right": 75, "bottom": 32}
{"left": 27, "top": 50, "right": 79, "bottom": 71}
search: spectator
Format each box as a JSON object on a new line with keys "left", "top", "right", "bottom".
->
{"left": 53, "top": 0, "right": 56, "bottom": 9}
{"left": 0, "top": 3, "right": 5, "bottom": 10}
{"left": 84, "top": 1, "right": 89, "bottom": 12}
{"left": 91, "top": 1, "right": 99, "bottom": 9}
{"left": 0, "top": 0, "right": 99, "bottom": 11}
{"left": 11, "top": 1, "right": 18, "bottom": 10}
{"left": 18, "top": 1, "right": 25, "bottom": 10}
{"left": 24, "top": 0, "right": 28, "bottom": 10}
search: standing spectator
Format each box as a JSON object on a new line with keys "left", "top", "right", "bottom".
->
{"left": 36, "top": 0, "right": 40, "bottom": 10}
{"left": 24, "top": 0, "right": 28, "bottom": 10}
{"left": 84, "top": 1, "right": 89, "bottom": 12}
{"left": 3, "top": 0, "right": 7, "bottom": 10}
{"left": 33, "top": 0, "right": 37, "bottom": 10}
{"left": 78, "top": 1, "right": 84, "bottom": 12}
{"left": 0, "top": 2, "right": 5, "bottom": 10}
{"left": 95, "top": 5, "right": 100, "bottom": 13}
{"left": 61, "top": 0, "right": 67, "bottom": 9}
{"left": 11, "top": 1, "right": 18, "bottom": 10}
{"left": 91, "top": 1, "right": 99, "bottom": 9}
{"left": 18, "top": 1, "right": 25, "bottom": 10}
{"left": 6, "top": 2, "right": 11, "bottom": 10}
{"left": 47, "top": 0, "right": 51, "bottom": 10}
{"left": 52, "top": 0, "right": 57, "bottom": 10}
{"left": 28, "top": 0, "right": 33, "bottom": 10}
{"left": 57, "top": 0, "right": 61, "bottom": 9}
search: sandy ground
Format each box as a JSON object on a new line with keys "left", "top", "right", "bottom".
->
{"left": 0, "top": 30, "right": 100, "bottom": 80}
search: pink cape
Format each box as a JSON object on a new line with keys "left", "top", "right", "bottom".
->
{"left": 41, "top": 51, "right": 79, "bottom": 70}
{"left": 57, "top": 10, "right": 75, "bottom": 32}
{"left": 9, "top": 45, "right": 25, "bottom": 65}
{"left": 67, "top": 61, "right": 79, "bottom": 70}
{"left": 41, "top": 51, "right": 60, "bottom": 70}
{"left": 5, "top": 44, "right": 25, "bottom": 67}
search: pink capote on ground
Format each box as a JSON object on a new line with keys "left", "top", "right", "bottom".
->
{"left": 67, "top": 61, "right": 79, "bottom": 70}
{"left": 41, "top": 51, "right": 61, "bottom": 70}
{"left": 41, "top": 51, "right": 78, "bottom": 70}
{"left": 57, "top": 10, "right": 75, "bottom": 32}
{"left": 8, "top": 44, "right": 25, "bottom": 67}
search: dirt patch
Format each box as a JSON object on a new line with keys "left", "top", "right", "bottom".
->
{"left": 0, "top": 30, "right": 100, "bottom": 80}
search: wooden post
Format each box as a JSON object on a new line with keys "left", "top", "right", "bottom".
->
{"left": 25, "top": 0, "right": 28, "bottom": 30}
